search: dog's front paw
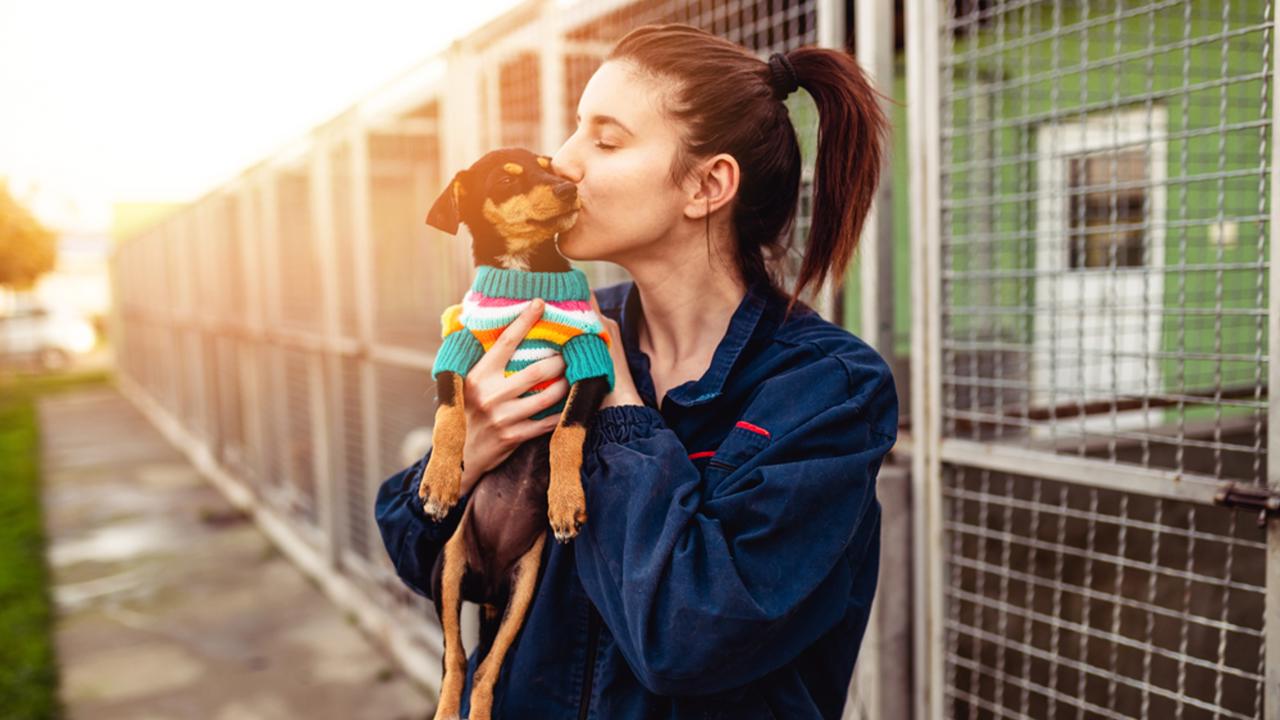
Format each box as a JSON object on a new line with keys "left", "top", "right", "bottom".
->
{"left": 418, "top": 454, "right": 462, "bottom": 521}
{"left": 547, "top": 474, "right": 587, "bottom": 543}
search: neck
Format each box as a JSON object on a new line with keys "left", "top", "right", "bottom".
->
{"left": 623, "top": 245, "right": 746, "bottom": 368}
{"left": 471, "top": 230, "right": 570, "bottom": 272}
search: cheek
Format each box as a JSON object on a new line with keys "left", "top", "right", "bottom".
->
{"left": 558, "top": 142, "right": 683, "bottom": 260}
{"left": 587, "top": 150, "right": 678, "bottom": 228}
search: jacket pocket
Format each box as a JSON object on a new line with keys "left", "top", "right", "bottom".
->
{"left": 704, "top": 422, "right": 773, "bottom": 491}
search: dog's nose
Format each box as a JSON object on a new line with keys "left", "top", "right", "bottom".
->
{"left": 553, "top": 182, "right": 577, "bottom": 202}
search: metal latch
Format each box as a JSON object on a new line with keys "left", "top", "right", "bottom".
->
{"left": 1213, "top": 483, "right": 1280, "bottom": 527}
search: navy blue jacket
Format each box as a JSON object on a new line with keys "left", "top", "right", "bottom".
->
{"left": 374, "top": 279, "right": 899, "bottom": 719}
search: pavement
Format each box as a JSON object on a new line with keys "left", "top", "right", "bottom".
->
{"left": 38, "top": 384, "right": 433, "bottom": 720}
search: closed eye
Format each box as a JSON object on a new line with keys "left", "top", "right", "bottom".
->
{"left": 594, "top": 140, "right": 617, "bottom": 151}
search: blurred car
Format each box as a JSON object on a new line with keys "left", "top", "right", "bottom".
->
{"left": 0, "top": 304, "right": 97, "bottom": 371}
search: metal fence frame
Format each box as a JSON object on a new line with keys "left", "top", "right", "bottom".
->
{"left": 910, "top": 1, "right": 1278, "bottom": 718}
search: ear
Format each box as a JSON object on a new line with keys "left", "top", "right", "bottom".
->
{"left": 426, "top": 171, "right": 467, "bottom": 234}
{"left": 684, "top": 153, "right": 740, "bottom": 220}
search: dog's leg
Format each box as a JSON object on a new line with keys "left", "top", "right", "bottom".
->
{"left": 547, "top": 376, "right": 610, "bottom": 542}
{"left": 420, "top": 371, "right": 466, "bottom": 520}
{"left": 467, "top": 532, "right": 547, "bottom": 720}
{"left": 432, "top": 511, "right": 473, "bottom": 720}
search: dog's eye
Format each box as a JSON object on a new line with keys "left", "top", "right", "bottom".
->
{"left": 499, "top": 176, "right": 515, "bottom": 185}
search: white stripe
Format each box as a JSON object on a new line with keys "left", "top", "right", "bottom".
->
{"left": 511, "top": 346, "right": 560, "bottom": 362}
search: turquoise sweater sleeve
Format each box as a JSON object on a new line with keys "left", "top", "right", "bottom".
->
{"left": 432, "top": 327, "right": 485, "bottom": 380}
{"left": 561, "top": 333, "right": 615, "bottom": 390}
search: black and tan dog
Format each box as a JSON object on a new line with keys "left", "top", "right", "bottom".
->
{"left": 419, "top": 148, "right": 611, "bottom": 720}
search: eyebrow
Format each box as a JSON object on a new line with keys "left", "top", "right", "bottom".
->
{"left": 575, "top": 113, "right": 634, "bottom": 137}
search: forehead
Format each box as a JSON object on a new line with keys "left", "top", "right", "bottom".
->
{"left": 577, "top": 60, "right": 674, "bottom": 136}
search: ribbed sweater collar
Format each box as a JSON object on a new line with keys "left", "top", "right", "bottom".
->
{"left": 470, "top": 265, "right": 591, "bottom": 302}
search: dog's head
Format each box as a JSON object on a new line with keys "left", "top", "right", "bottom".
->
{"left": 427, "top": 148, "right": 580, "bottom": 269}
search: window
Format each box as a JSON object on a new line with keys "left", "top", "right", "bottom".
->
{"left": 1066, "top": 148, "right": 1147, "bottom": 269}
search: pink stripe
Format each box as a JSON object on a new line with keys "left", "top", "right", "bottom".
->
{"left": 469, "top": 293, "right": 525, "bottom": 307}
{"left": 467, "top": 294, "right": 592, "bottom": 312}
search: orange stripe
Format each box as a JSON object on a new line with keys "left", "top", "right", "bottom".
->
{"left": 473, "top": 319, "right": 587, "bottom": 351}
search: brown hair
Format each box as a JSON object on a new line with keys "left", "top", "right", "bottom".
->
{"left": 607, "top": 23, "right": 889, "bottom": 316}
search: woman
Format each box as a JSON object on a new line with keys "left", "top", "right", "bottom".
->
{"left": 376, "top": 22, "right": 897, "bottom": 719}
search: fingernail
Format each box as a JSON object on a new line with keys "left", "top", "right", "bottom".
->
{"left": 531, "top": 298, "right": 544, "bottom": 312}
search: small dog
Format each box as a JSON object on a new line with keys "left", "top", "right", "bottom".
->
{"left": 419, "top": 148, "right": 613, "bottom": 720}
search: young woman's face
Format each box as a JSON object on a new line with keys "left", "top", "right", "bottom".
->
{"left": 550, "top": 60, "right": 693, "bottom": 263}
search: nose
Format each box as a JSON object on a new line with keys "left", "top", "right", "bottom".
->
{"left": 549, "top": 144, "right": 582, "bottom": 183}
{"left": 553, "top": 182, "right": 577, "bottom": 202}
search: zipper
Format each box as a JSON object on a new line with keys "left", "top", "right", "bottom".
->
{"left": 577, "top": 604, "right": 601, "bottom": 720}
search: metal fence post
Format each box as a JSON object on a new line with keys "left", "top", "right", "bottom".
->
{"left": 311, "top": 134, "right": 341, "bottom": 566}
{"left": 854, "top": 3, "right": 913, "bottom": 718}
{"left": 1267, "top": 1, "right": 1279, "bottom": 713}
{"left": 908, "top": 0, "right": 944, "bottom": 717}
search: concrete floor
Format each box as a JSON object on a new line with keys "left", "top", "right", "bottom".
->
{"left": 38, "top": 385, "right": 432, "bottom": 720}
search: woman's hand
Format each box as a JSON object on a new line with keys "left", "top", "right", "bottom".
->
{"left": 457, "top": 299, "right": 570, "bottom": 496}
{"left": 590, "top": 292, "right": 643, "bottom": 410}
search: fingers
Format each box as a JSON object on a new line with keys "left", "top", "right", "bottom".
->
{"left": 496, "top": 413, "right": 562, "bottom": 445}
{"left": 500, "top": 377, "right": 570, "bottom": 423}
{"left": 502, "top": 355, "right": 566, "bottom": 398}
{"left": 474, "top": 298, "right": 545, "bottom": 374}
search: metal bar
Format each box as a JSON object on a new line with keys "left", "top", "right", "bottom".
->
{"left": 540, "top": 3, "right": 566, "bottom": 155}
{"left": 843, "top": 1, "right": 889, "bottom": 717}
{"left": 311, "top": 135, "right": 340, "bottom": 565}
{"left": 857, "top": 0, "right": 896, "bottom": 358}
{"left": 908, "top": 0, "right": 943, "bottom": 717}
{"left": 1267, "top": 3, "right": 1280, "bottom": 717}
{"left": 941, "top": 437, "right": 1228, "bottom": 506}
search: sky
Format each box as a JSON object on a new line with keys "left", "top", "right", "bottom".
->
{"left": 0, "top": 0, "right": 524, "bottom": 234}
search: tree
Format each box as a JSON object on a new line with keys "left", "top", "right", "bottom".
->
{"left": 0, "top": 181, "right": 56, "bottom": 290}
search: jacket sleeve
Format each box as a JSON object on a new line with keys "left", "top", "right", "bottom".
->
{"left": 373, "top": 450, "right": 472, "bottom": 599}
{"left": 573, "top": 358, "right": 897, "bottom": 696}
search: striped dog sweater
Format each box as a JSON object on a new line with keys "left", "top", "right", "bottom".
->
{"left": 432, "top": 266, "right": 615, "bottom": 420}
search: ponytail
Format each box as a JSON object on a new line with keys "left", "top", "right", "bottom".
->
{"left": 785, "top": 48, "right": 889, "bottom": 315}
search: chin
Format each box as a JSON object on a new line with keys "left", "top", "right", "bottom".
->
{"left": 555, "top": 228, "right": 601, "bottom": 262}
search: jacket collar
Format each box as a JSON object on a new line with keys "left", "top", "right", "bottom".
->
{"left": 617, "top": 279, "right": 777, "bottom": 409}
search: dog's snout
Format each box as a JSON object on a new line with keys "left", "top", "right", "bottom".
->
{"left": 553, "top": 182, "right": 577, "bottom": 202}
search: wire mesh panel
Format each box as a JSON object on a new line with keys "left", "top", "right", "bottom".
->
{"left": 338, "top": 355, "right": 371, "bottom": 564}
{"left": 282, "top": 348, "right": 318, "bottom": 526}
{"left": 500, "top": 52, "right": 542, "bottom": 149}
{"left": 927, "top": 1, "right": 1277, "bottom": 718}
{"left": 942, "top": 464, "right": 1267, "bottom": 719}
{"left": 330, "top": 141, "right": 360, "bottom": 340}
{"left": 215, "top": 336, "right": 246, "bottom": 473}
{"left": 369, "top": 127, "right": 445, "bottom": 351}
{"left": 276, "top": 164, "right": 322, "bottom": 333}
{"left": 938, "top": 0, "right": 1271, "bottom": 486}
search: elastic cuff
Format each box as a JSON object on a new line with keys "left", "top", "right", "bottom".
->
{"left": 586, "top": 404, "right": 666, "bottom": 450}
{"left": 432, "top": 330, "right": 484, "bottom": 379}
{"left": 563, "top": 334, "right": 615, "bottom": 390}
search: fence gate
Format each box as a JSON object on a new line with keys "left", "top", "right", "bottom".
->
{"left": 912, "top": 0, "right": 1279, "bottom": 718}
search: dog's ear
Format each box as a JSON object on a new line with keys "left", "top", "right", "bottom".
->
{"left": 426, "top": 171, "right": 468, "bottom": 235}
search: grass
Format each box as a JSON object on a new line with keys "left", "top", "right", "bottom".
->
{"left": 0, "top": 367, "right": 111, "bottom": 720}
